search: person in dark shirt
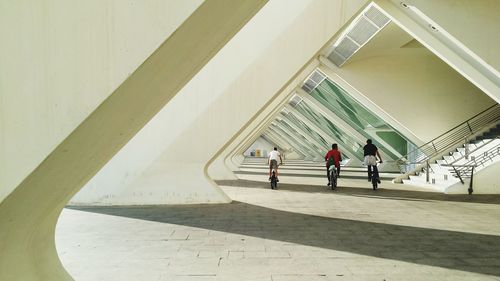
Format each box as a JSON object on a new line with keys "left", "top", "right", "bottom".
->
{"left": 363, "top": 139, "right": 382, "bottom": 183}
{"left": 325, "top": 143, "right": 342, "bottom": 186}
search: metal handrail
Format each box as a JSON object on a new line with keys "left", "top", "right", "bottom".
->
{"left": 441, "top": 143, "right": 500, "bottom": 194}
{"left": 398, "top": 104, "right": 500, "bottom": 165}
{"left": 444, "top": 138, "right": 497, "bottom": 166}
{"left": 444, "top": 164, "right": 477, "bottom": 194}
{"left": 451, "top": 144, "right": 500, "bottom": 173}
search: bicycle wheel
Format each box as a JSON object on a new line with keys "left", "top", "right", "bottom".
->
{"left": 270, "top": 171, "right": 277, "bottom": 189}
{"left": 372, "top": 177, "right": 378, "bottom": 190}
{"left": 330, "top": 170, "right": 337, "bottom": 190}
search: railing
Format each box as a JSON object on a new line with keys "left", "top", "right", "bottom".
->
{"left": 443, "top": 164, "right": 476, "bottom": 194}
{"left": 397, "top": 104, "right": 500, "bottom": 170}
{"left": 444, "top": 138, "right": 497, "bottom": 166}
{"left": 442, "top": 143, "right": 500, "bottom": 194}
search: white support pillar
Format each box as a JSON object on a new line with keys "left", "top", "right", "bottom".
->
{"left": 0, "top": 1, "right": 268, "bottom": 280}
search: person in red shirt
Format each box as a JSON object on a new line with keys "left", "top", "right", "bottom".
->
{"left": 325, "top": 143, "right": 342, "bottom": 186}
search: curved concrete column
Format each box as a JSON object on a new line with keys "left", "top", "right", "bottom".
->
{"left": 0, "top": 0, "right": 204, "bottom": 203}
{"left": 0, "top": 1, "right": 267, "bottom": 279}
{"left": 70, "top": 0, "right": 369, "bottom": 205}
{"left": 206, "top": 0, "right": 372, "bottom": 180}
{"left": 209, "top": 59, "right": 320, "bottom": 180}
{"left": 71, "top": 0, "right": 336, "bottom": 204}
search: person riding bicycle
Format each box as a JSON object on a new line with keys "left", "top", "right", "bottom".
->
{"left": 363, "top": 139, "right": 382, "bottom": 183}
{"left": 325, "top": 143, "right": 342, "bottom": 186}
{"left": 268, "top": 147, "right": 283, "bottom": 182}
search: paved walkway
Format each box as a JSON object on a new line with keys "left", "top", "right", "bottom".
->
{"left": 57, "top": 162, "right": 500, "bottom": 281}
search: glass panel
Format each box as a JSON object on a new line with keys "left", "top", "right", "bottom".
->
{"left": 308, "top": 75, "right": 417, "bottom": 160}
{"left": 376, "top": 131, "right": 407, "bottom": 155}
{"left": 283, "top": 112, "right": 329, "bottom": 148}
{"left": 292, "top": 101, "right": 364, "bottom": 161}
{"left": 278, "top": 121, "right": 322, "bottom": 154}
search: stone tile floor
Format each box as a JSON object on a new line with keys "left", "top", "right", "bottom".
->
{"left": 57, "top": 178, "right": 500, "bottom": 281}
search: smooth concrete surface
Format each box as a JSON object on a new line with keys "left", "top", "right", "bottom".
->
{"left": 0, "top": 1, "right": 267, "bottom": 280}
{"left": 57, "top": 167, "right": 500, "bottom": 280}
{"left": 329, "top": 21, "right": 495, "bottom": 142}
{"left": 71, "top": 0, "right": 370, "bottom": 205}
{"left": 398, "top": 0, "right": 500, "bottom": 73}
{"left": 71, "top": 0, "right": 324, "bottom": 204}
{"left": 0, "top": 0, "right": 204, "bottom": 203}
{"left": 377, "top": 0, "right": 500, "bottom": 103}
{"left": 211, "top": 60, "right": 321, "bottom": 181}
{"left": 243, "top": 137, "right": 274, "bottom": 157}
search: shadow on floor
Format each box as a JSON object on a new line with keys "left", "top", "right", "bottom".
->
{"left": 216, "top": 179, "right": 500, "bottom": 205}
{"left": 71, "top": 202, "right": 500, "bottom": 277}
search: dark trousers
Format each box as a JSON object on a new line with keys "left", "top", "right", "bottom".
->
{"left": 326, "top": 165, "right": 341, "bottom": 182}
{"left": 367, "top": 165, "right": 379, "bottom": 180}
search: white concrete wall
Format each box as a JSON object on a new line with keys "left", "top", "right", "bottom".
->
{"left": 332, "top": 24, "right": 495, "bottom": 142}
{"left": 243, "top": 137, "right": 274, "bottom": 157}
{"left": 0, "top": 0, "right": 203, "bottom": 203}
{"left": 0, "top": 1, "right": 268, "bottom": 280}
{"left": 210, "top": 60, "right": 321, "bottom": 180}
{"left": 70, "top": 0, "right": 370, "bottom": 205}
{"left": 446, "top": 161, "right": 500, "bottom": 194}
{"left": 400, "top": 0, "right": 500, "bottom": 71}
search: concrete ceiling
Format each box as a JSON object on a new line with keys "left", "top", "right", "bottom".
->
{"left": 345, "top": 21, "right": 420, "bottom": 65}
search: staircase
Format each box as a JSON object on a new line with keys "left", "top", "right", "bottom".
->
{"left": 394, "top": 104, "right": 500, "bottom": 190}
{"left": 402, "top": 137, "right": 500, "bottom": 192}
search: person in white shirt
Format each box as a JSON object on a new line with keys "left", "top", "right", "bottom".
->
{"left": 268, "top": 147, "right": 283, "bottom": 181}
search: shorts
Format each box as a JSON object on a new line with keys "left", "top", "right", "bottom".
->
{"left": 270, "top": 159, "right": 278, "bottom": 170}
{"left": 364, "top": 155, "right": 377, "bottom": 166}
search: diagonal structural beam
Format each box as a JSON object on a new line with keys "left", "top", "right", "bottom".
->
{"left": 265, "top": 130, "right": 308, "bottom": 158}
{"left": 317, "top": 58, "right": 424, "bottom": 147}
{"left": 271, "top": 122, "right": 322, "bottom": 159}
{"left": 263, "top": 132, "right": 306, "bottom": 158}
{"left": 278, "top": 117, "right": 329, "bottom": 155}
{"left": 268, "top": 125, "right": 317, "bottom": 159}
{"left": 374, "top": 0, "right": 499, "bottom": 103}
{"left": 266, "top": 127, "right": 312, "bottom": 158}
{"left": 284, "top": 106, "right": 363, "bottom": 164}
{"left": 0, "top": 1, "right": 268, "bottom": 280}
{"left": 260, "top": 134, "right": 285, "bottom": 152}
{"left": 296, "top": 87, "right": 399, "bottom": 160}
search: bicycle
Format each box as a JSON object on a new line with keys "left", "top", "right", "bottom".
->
{"left": 270, "top": 168, "right": 278, "bottom": 189}
{"left": 328, "top": 165, "right": 338, "bottom": 190}
{"left": 368, "top": 162, "right": 381, "bottom": 190}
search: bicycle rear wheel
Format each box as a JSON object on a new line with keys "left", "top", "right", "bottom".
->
{"left": 270, "top": 171, "right": 277, "bottom": 189}
{"left": 330, "top": 170, "right": 337, "bottom": 190}
{"left": 372, "top": 177, "right": 378, "bottom": 190}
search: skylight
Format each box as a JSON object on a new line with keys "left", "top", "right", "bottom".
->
{"left": 326, "top": 2, "right": 391, "bottom": 67}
